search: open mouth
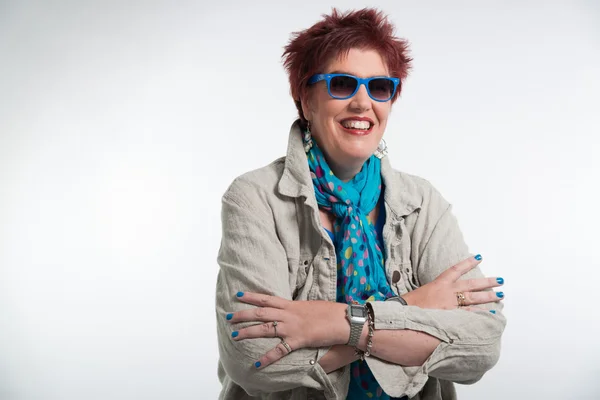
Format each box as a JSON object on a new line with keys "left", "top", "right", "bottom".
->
{"left": 339, "top": 118, "right": 374, "bottom": 134}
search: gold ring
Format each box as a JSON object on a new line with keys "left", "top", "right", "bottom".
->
{"left": 456, "top": 292, "right": 466, "bottom": 307}
{"left": 272, "top": 321, "right": 278, "bottom": 338}
{"left": 280, "top": 339, "right": 292, "bottom": 354}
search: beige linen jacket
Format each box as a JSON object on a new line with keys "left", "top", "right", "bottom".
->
{"left": 215, "top": 121, "right": 506, "bottom": 399}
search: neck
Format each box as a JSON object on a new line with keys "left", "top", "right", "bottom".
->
{"left": 326, "top": 156, "right": 365, "bottom": 182}
{"left": 309, "top": 135, "right": 368, "bottom": 182}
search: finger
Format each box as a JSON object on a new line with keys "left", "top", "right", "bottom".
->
{"left": 228, "top": 307, "right": 285, "bottom": 324}
{"left": 236, "top": 292, "right": 289, "bottom": 309}
{"left": 463, "top": 290, "right": 505, "bottom": 306}
{"left": 254, "top": 341, "right": 296, "bottom": 369}
{"left": 440, "top": 255, "right": 482, "bottom": 282}
{"left": 232, "top": 321, "right": 285, "bottom": 341}
{"left": 458, "top": 276, "right": 504, "bottom": 292}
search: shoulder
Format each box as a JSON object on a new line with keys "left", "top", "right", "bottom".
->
{"left": 222, "top": 157, "right": 287, "bottom": 208}
{"left": 393, "top": 169, "right": 442, "bottom": 198}
{"left": 384, "top": 166, "right": 450, "bottom": 216}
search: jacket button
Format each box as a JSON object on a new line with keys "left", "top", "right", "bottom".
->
{"left": 303, "top": 260, "right": 309, "bottom": 265}
{"left": 309, "top": 359, "right": 315, "bottom": 365}
{"left": 392, "top": 270, "right": 401, "bottom": 283}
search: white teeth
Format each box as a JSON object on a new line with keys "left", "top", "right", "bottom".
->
{"left": 341, "top": 120, "right": 371, "bottom": 130}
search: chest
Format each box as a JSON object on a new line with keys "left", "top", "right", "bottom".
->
{"left": 279, "top": 198, "right": 421, "bottom": 302}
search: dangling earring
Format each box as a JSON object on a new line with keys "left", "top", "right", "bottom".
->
{"left": 374, "top": 138, "right": 388, "bottom": 159}
{"left": 303, "top": 121, "right": 314, "bottom": 153}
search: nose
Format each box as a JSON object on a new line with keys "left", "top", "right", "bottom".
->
{"left": 348, "top": 83, "right": 371, "bottom": 112}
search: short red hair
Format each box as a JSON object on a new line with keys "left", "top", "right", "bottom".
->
{"left": 282, "top": 8, "right": 412, "bottom": 126}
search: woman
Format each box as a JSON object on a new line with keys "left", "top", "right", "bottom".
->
{"left": 215, "top": 8, "right": 506, "bottom": 400}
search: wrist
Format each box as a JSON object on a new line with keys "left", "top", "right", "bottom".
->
{"left": 337, "top": 302, "right": 352, "bottom": 345}
{"left": 401, "top": 292, "right": 415, "bottom": 306}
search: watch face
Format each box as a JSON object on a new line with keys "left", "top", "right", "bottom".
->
{"left": 350, "top": 305, "right": 367, "bottom": 318}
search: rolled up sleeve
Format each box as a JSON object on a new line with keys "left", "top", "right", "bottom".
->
{"left": 365, "top": 189, "right": 506, "bottom": 398}
{"left": 216, "top": 177, "right": 337, "bottom": 397}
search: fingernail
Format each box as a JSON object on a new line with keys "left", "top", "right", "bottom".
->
{"left": 236, "top": 291, "right": 244, "bottom": 297}
{"left": 226, "top": 313, "right": 233, "bottom": 320}
{"left": 490, "top": 310, "right": 496, "bottom": 314}
{"left": 496, "top": 277, "right": 504, "bottom": 285}
{"left": 254, "top": 361, "right": 261, "bottom": 368}
{"left": 496, "top": 292, "right": 504, "bottom": 298}
{"left": 474, "top": 254, "right": 482, "bottom": 261}
{"left": 231, "top": 331, "right": 239, "bottom": 338}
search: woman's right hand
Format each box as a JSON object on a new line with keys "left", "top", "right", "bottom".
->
{"left": 402, "top": 255, "right": 504, "bottom": 310}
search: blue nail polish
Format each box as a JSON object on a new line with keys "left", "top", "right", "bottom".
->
{"left": 236, "top": 291, "right": 244, "bottom": 297}
{"left": 226, "top": 313, "right": 233, "bottom": 320}
{"left": 474, "top": 254, "right": 482, "bottom": 261}
{"left": 255, "top": 361, "right": 261, "bottom": 368}
{"left": 496, "top": 292, "right": 504, "bottom": 298}
{"left": 490, "top": 310, "right": 496, "bottom": 314}
{"left": 231, "top": 331, "right": 239, "bottom": 338}
{"left": 496, "top": 277, "right": 504, "bottom": 285}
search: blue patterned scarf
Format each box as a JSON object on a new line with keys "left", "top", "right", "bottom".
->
{"left": 304, "top": 133, "right": 398, "bottom": 399}
{"left": 305, "top": 136, "right": 394, "bottom": 304}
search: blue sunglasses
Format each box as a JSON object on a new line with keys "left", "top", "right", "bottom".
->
{"left": 307, "top": 73, "right": 400, "bottom": 102}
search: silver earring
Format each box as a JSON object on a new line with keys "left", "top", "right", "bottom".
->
{"left": 374, "top": 138, "right": 388, "bottom": 159}
{"left": 303, "top": 121, "right": 313, "bottom": 153}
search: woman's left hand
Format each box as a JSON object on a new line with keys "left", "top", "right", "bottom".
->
{"left": 227, "top": 292, "right": 349, "bottom": 368}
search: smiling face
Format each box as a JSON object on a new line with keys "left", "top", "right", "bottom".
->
{"left": 301, "top": 48, "right": 392, "bottom": 177}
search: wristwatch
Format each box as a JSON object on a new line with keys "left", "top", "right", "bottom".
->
{"left": 346, "top": 304, "right": 368, "bottom": 347}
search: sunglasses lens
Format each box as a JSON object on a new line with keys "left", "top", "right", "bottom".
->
{"left": 368, "top": 78, "right": 395, "bottom": 101}
{"left": 329, "top": 76, "right": 358, "bottom": 98}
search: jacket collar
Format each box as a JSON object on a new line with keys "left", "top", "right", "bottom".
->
{"left": 277, "top": 120, "right": 313, "bottom": 199}
{"left": 277, "top": 120, "right": 420, "bottom": 218}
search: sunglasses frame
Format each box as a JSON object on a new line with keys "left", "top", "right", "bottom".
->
{"left": 307, "top": 73, "right": 400, "bottom": 102}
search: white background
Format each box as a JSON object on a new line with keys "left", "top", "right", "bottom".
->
{"left": 1, "top": 1, "right": 599, "bottom": 399}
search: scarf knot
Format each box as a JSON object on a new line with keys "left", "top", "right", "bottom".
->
{"left": 332, "top": 202, "right": 356, "bottom": 219}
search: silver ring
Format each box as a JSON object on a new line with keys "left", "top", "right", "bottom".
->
{"left": 280, "top": 339, "right": 292, "bottom": 354}
{"left": 272, "top": 321, "right": 278, "bottom": 338}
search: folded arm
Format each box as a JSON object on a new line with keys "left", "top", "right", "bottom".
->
{"left": 216, "top": 178, "right": 338, "bottom": 396}
{"left": 364, "top": 194, "right": 506, "bottom": 398}
{"left": 318, "top": 323, "right": 441, "bottom": 374}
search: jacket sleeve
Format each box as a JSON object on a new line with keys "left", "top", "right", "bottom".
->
{"left": 366, "top": 186, "right": 507, "bottom": 398}
{"left": 215, "top": 177, "right": 339, "bottom": 397}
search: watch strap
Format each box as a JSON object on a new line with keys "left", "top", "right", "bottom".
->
{"left": 348, "top": 320, "right": 363, "bottom": 347}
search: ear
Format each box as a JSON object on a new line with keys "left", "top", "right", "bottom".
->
{"left": 299, "top": 92, "right": 314, "bottom": 122}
